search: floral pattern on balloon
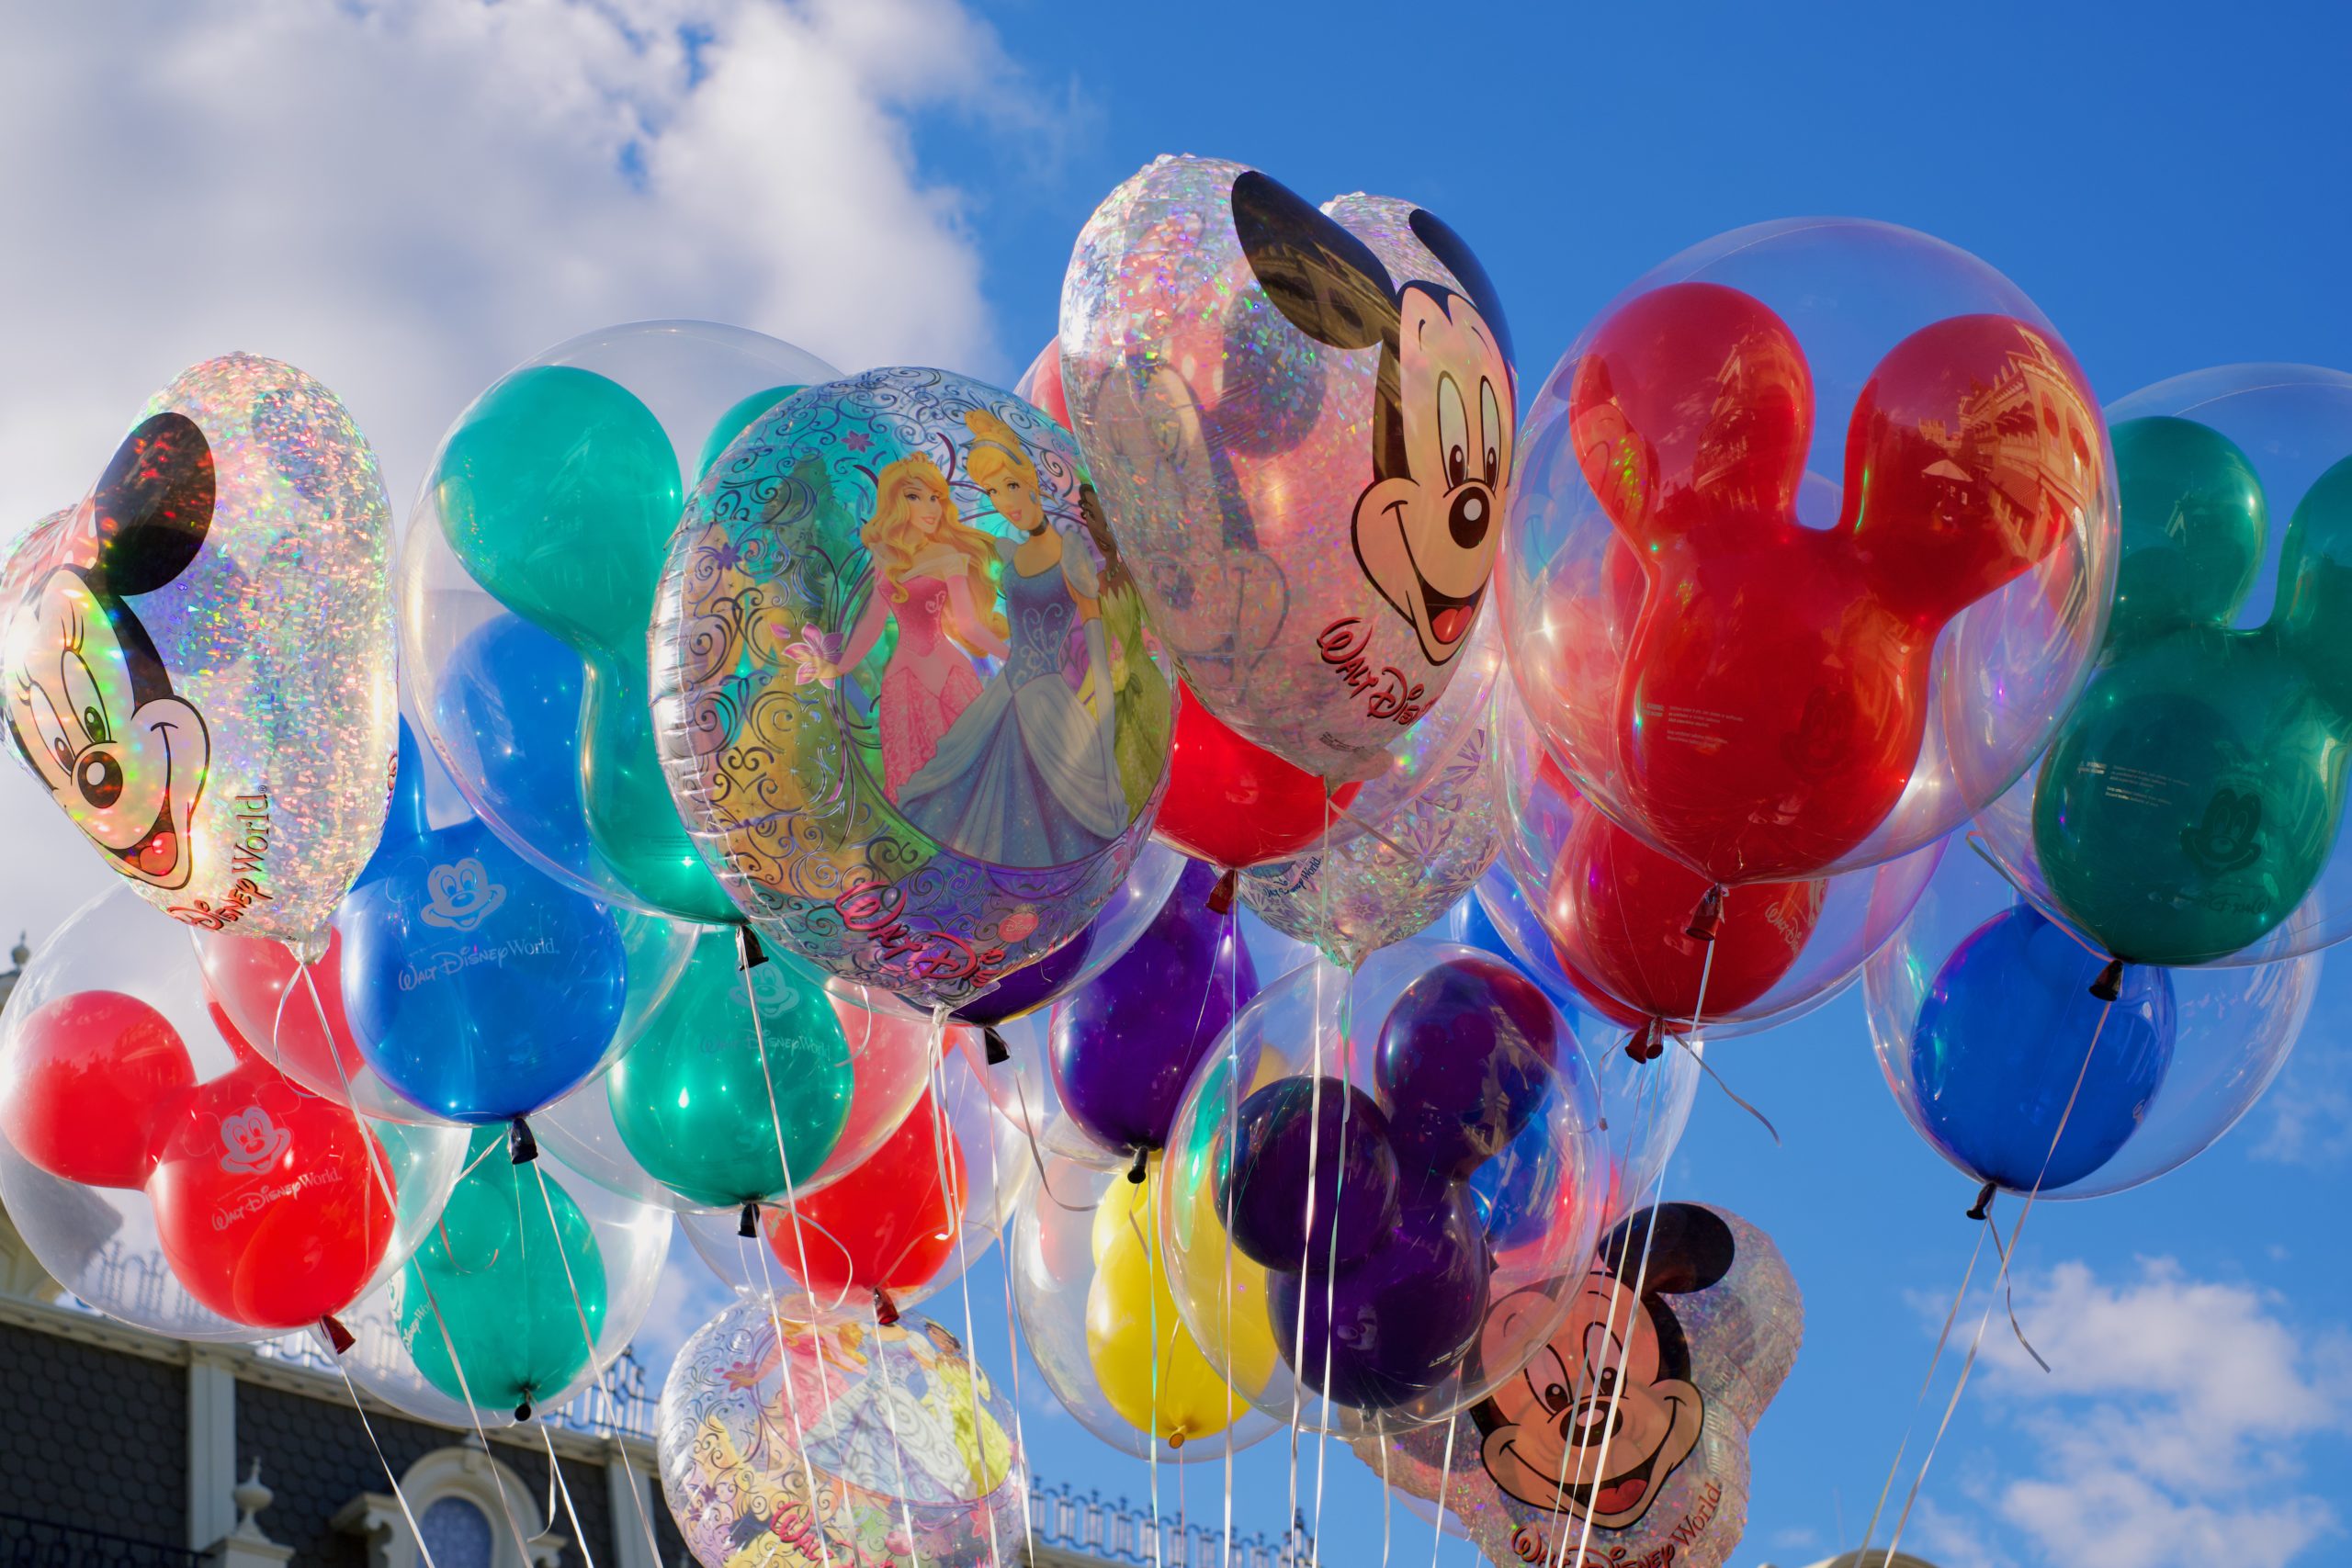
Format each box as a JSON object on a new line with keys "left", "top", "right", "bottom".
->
{"left": 650, "top": 367, "right": 1174, "bottom": 1007}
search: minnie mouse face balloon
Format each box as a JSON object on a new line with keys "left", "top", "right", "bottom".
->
{"left": 1061, "top": 157, "right": 1516, "bottom": 784}
{"left": 1361, "top": 1202, "right": 1799, "bottom": 1568}
{"left": 2, "top": 355, "right": 396, "bottom": 953}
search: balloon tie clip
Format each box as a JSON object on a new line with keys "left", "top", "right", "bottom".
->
{"left": 1965, "top": 1179, "right": 1996, "bottom": 1223}
{"left": 320, "top": 1314, "right": 356, "bottom": 1356}
{"left": 513, "top": 1395, "right": 534, "bottom": 1423}
{"left": 983, "top": 1027, "right": 1010, "bottom": 1066}
{"left": 736, "top": 926, "right": 767, "bottom": 970}
{"left": 1684, "top": 885, "right": 1725, "bottom": 944}
{"left": 1126, "top": 1145, "right": 1150, "bottom": 1185}
{"left": 873, "top": 1287, "right": 900, "bottom": 1326}
{"left": 507, "top": 1115, "right": 537, "bottom": 1166}
{"left": 2089, "top": 958, "right": 2124, "bottom": 1002}
{"left": 739, "top": 1201, "right": 761, "bottom": 1239}
{"left": 1206, "top": 868, "right": 1238, "bottom": 917}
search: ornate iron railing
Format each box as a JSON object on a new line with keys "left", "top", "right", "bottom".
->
{"left": 0, "top": 1514, "right": 201, "bottom": 1568}
{"left": 251, "top": 1326, "right": 658, "bottom": 1444}
{"left": 1025, "top": 1476, "right": 1312, "bottom": 1568}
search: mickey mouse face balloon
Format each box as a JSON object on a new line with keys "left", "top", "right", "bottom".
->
{"left": 2, "top": 355, "right": 397, "bottom": 953}
{"left": 1061, "top": 156, "right": 1517, "bottom": 784}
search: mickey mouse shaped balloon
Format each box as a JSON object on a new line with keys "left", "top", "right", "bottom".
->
{"left": 1361, "top": 1202, "right": 1800, "bottom": 1568}
{"left": 1062, "top": 157, "right": 1516, "bottom": 784}
{"left": 2, "top": 355, "right": 397, "bottom": 954}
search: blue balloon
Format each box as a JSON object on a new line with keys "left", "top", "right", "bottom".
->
{"left": 1907, "top": 905, "right": 2177, "bottom": 1191}
{"left": 338, "top": 721, "right": 628, "bottom": 1123}
{"left": 435, "top": 612, "right": 593, "bottom": 870}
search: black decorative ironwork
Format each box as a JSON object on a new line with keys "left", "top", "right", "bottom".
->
{"left": 1025, "top": 1475, "right": 1312, "bottom": 1568}
{"left": 0, "top": 1514, "right": 202, "bottom": 1568}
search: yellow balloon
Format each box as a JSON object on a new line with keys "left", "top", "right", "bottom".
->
{"left": 1086, "top": 1156, "right": 1276, "bottom": 1448}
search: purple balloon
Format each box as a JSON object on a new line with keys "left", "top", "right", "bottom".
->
{"left": 1220, "top": 1077, "right": 1399, "bottom": 1273}
{"left": 956, "top": 921, "right": 1096, "bottom": 1030}
{"left": 1269, "top": 1186, "right": 1491, "bottom": 1410}
{"left": 1375, "top": 955, "right": 1558, "bottom": 1182}
{"left": 1051, "top": 858, "right": 1259, "bottom": 1152}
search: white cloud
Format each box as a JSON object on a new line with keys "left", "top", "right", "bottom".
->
{"left": 2254, "top": 999, "right": 2352, "bottom": 1168}
{"left": 1913, "top": 1258, "right": 2349, "bottom": 1568}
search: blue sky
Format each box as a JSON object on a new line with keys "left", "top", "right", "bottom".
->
{"left": 3, "top": 4, "right": 2350, "bottom": 1566}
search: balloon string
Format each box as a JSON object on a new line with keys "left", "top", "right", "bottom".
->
{"left": 865, "top": 1291, "right": 927, "bottom": 1568}
{"left": 744, "top": 950, "right": 845, "bottom": 1388}
{"left": 1220, "top": 896, "right": 1241, "bottom": 1568}
{"left": 1667, "top": 1031, "right": 1780, "bottom": 1145}
{"left": 333, "top": 1360, "right": 443, "bottom": 1568}
{"left": 1850, "top": 1221, "right": 1989, "bottom": 1568}
{"left": 1872, "top": 993, "right": 2109, "bottom": 1568}
{"left": 1129, "top": 1203, "right": 1166, "bottom": 1568}
{"left": 1008, "top": 1072, "right": 1101, "bottom": 1214}
{"left": 1428, "top": 1415, "right": 1455, "bottom": 1568}
{"left": 746, "top": 1228, "right": 837, "bottom": 1568}
{"left": 1977, "top": 1198, "right": 2050, "bottom": 1371}
{"left": 925, "top": 1047, "right": 1003, "bottom": 1568}
{"left": 541, "top": 1425, "right": 600, "bottom": 1568}
{"left": 1309, "top": 958, "right": 1355, "bottom": 1568}
{"left": 981, "top": 1115, "right": 1041, "bottom": 1564}
{"left": 1564, "top": 935, "right": 1715, "bottom": 1568}
{"left": 1377, "top": 1432, "right": 1393, "bottom": 1568}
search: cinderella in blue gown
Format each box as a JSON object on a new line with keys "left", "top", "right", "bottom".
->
{"left": 896, "top": 534, "right": 1128, "bottom": 868}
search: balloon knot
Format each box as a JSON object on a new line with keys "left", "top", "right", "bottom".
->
{"left": 873, "top": 1287, "right": 900, "bottom": 1327}
{"left": 1624, "top": 1020, "right": 1666, "bottom": 1063}
{"left": 1206, "top": 868, "right": 1238, "bottom": 916}
{"left": 983, "top": 1027, "right": 1010, "bottom": 1066}
{"left": 1127, "top": 1146, "right": 1150, "bottom": 1184}
{"left": 507, "top": 1115, "right": 537, "bottom": 1165}
{"left": 2089, "top": 958, "right": 2124, "bottom": 1002}
{"left": 1167, "top": 1430, "right": 1186, "bottom": 1450}
{"left": 319, "top": 1314, "right": 355, "bottom": 1355}
{"left": 1684, "top": 885, "right": 1724, "bottom": 944}
{"left": 513, "top": 1397, "right": 534, "bottom": 1423}
{"left": 739, "top": 1201, "right": 761, "bottom": 1239}
{"left": 1966, "top": 1180, "right": 1997, "bottom": 1222}
{"left": 736, "top": 925, "right": 767, "bottom": 970}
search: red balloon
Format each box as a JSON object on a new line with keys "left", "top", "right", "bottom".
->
{"left": 1545, "top": 806, "right": 1824, "bottom": 1037}
{"left": 1023, "top": 338, "right": 1071, "bottom": 429}
{"left": 1156, "top": 682, "right": 1363, "bottom": 871}
{"left": 147, "top": 1061, "right": 394, "bottom": 1329}
{"left": 767, "top": 1088, "right": 967, "bottom": 1305}
{"left": 0, "top": 991, "right": 196, "bottom": 1189}
{"left": 1565, "top": 281, "right": 2098, "bottom": 883}
{"left": 193, "top": 929, "right": 366, "bottom": 1100}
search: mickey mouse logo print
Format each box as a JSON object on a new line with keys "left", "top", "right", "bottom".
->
{"left": 217, "top": 1104, "right": 291, "bottom": 1175}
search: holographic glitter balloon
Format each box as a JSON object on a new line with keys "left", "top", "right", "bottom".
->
{"left": 2, "top": 355, "right": 397, "bottom": 955}
{"left": 1061, "top": 156, "right": 1518, "bottom": 784}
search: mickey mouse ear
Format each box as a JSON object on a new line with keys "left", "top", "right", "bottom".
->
{"left": 1409, "top": 207, "right": 1514, "bottom": 373}
{"left": 92, "top": 412, "right": 214, "bottom": 594}
{"left": 1231, "top": 168, "right": 1396, "bottom": 353}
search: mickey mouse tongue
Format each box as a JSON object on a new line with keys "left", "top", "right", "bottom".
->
{"left": 1593, "top": 1476, "right": 1647, "bottom": 1515}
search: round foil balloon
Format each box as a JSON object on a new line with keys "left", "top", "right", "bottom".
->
{"left": 0, "top": 886, "right": 462, "bottom": 1341}
{"left": 659, "top": 1299, "right": 1023, "bottom": 1568}
{"left": 401, "top": 321, "right": 841, "bottom": 921}
{"left": 1980, "top": 364, "right": 2352, "bottom": 965}
{"left": 3, "top": 355, "right": 396, "bottom": 953}
{"left": 650, "top": 367, "right": 1175, "bottom": 1008}
{"left": 1061, "top": 156, "right": 1518, "bottom": 785}
{"left": 1363, "top": 1203, "right": 1801, "bottom": 1568}
{"left": 1498, "top": 220, "right": 2115, "bottom": 887}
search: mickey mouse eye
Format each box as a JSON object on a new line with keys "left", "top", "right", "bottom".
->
{"left": 63, "top": 652, "right": 109, "bottom": 748}
{"left": 1480, "top": 378, "right": 1503, "bottom": 487}
{"left": 1438, "top": 374, "right": 1469, "bottom": 490}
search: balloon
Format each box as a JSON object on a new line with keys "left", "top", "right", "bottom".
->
{"left": 1498, "top": 219, "right": 2116, "bottom": 886}
{"left": 950, "top": 839, "right": 1186, "bottom": 1033}
{"left": 2, "top": 355, "right": 397, "bottom": 953}
{"left": 402, "top": 321, "right": 842, "bottom": 919}
{"left": 394, "top": 1126, "right": 604, "bottom": 1417}
{"left": 0, "top": 990, "right": 195, "bottom": 1188}
{"left": 1050, "top": 856, "right": 1259, "bottom": 1156}
{"left": 657, "top": 1301, "right": 1023, "bottom": 1568}
{"left": 1062, "top": 157, "right": 1518, "bottom": 784}
{"left": 0, "top": 886, "right": 464, "bottom": 1342}
{"left": 1905, "top": 906, "right": 2176, "bottom": 1190}
{"left": 1980, "top": 367, "right": 2352, "bottom": 965}
{"left": 1158, "top": 683, "right": 1364, "bottom": 871}
{"left": 1864, "top": 839, "right": 2316, "bottom": 1199}
{"left": 605, "top": 932, "right": 854, "bottom": 1212}
{"left": 1161, "top": 942, "right": 1606, "bottom": 1436}
{"left": 1364, "top": 1203, "right": 1801, "bottom": 1568}
{"left": 649, "top": 367, "right": 1177, "bottom": 1010}
{"left": 194, "top": 926, "right": 379, "bottom": 1111}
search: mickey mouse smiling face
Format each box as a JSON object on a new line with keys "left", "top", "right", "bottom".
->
{"left": 1231, "top": 171, "right": 1515, "bottom": 667}
{"left": 6, "top": 413, "right": 215, "bottom": 890}
{"left": 1470, "top": 1203, "right": 1734, "bottom": 1531}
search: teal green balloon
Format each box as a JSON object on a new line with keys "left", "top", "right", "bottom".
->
{"left": 396, "top": 1128, "right": 607, "bottom": 1414}
{"left": 695, "top": 384, "right": 806, "bottom": 479}
{"left": 435, "top": 366, "right": 734, "bottom": 920}
{"left": 2033, "top": 418, "right": 2352, "bottom": 963}
{"left": 605, "top": 929, "right": 853, "bottom": 1209}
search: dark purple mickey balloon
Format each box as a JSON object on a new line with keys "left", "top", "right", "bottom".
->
{"left": 1219, "top": 1077, "right": 1398, "bottom": 1273}
{"left": 1269, "top": 1186, "right": 1490, "bottom": 1410}
{"left": 1050, "top": 858, "right": 1259, "bottom": 1153}
{"left": 1374, "top": 955, "right": 1558, "bottom": 1182}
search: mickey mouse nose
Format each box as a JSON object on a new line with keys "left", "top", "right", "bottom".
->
{"left": 78, "top": 750, "right": 123, "bottom": 809}
{"left": 1449, "top": 486, "right": 1491, "bottom": 548}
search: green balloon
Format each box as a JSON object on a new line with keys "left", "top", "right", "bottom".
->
{"left": 695, "top": 384, "right": 806, "bottom": 479}
{"left": 396, "top": 1128, "right": 607, "bottom": 1414}
{"left": 2033, "top": 417, "right": 2352, "bottom": 963}
{"left": 436, "top": 366, "right": 734, "bottom": 920}
{"left": 605, "top": 929, "right": 854, "bottom": 1209}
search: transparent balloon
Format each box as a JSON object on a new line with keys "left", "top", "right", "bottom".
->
{"left": 1497, "top": 218, "right": 2116, "bottom": 888}
{"left": 330, "top": 1128, "right": 673, "bottom": 1427}
{"left": 0, "top": 886, "right": 464, "bottom": 1342}
{"left": 1012, "top": 1152, "right": 1281, "bottom": 1461}
{"left": 400, "top": 321, "right": 843, "bottom": 922}
{"left": 952, "top": 839, "right": 1184, "bottom": 1039}
{"left": 680, "top": 1032, "right": 1029, "bottom": 1326}
{"left": 1978, "top": 364, "right": 2352, "bottom": 966}
{"left": 658, "top": 1298, "right": 1024, "bottom": 1568}
{"left": 1492, "top": 677, "right": 1939, "bottom": 1047}
{"left": 1159, "top": 941, "right": 1607, "bottom": 1438}
{"left": 1863, "top": 835, "right": 2316, "bottom": 1200}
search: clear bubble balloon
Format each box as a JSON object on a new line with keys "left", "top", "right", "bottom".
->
{"left": 401, "top": 321, "right": 842, "bottom": 921}
{"left": 1498, "top": 219, "right": 2117, "bottom": 887}
{"left": 0, "top": 886, "right": 464, "bottom": 1342}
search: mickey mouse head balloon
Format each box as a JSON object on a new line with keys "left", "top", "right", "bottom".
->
{"left": 2, "top": 355, "right": 397, "bottom": 954}
{"left": 1061, "top": 156, "right": 1517, "bottom": 784}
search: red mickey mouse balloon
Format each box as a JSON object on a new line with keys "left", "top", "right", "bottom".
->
{"left": 764, "top": 1085, "right": 967, "bottom": 1319}
{"left": 0, "top": 991, "right": 196, "bottom": 1189}
{"left": 1501, "top": 220, "right": 2114, "bottom": 890}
